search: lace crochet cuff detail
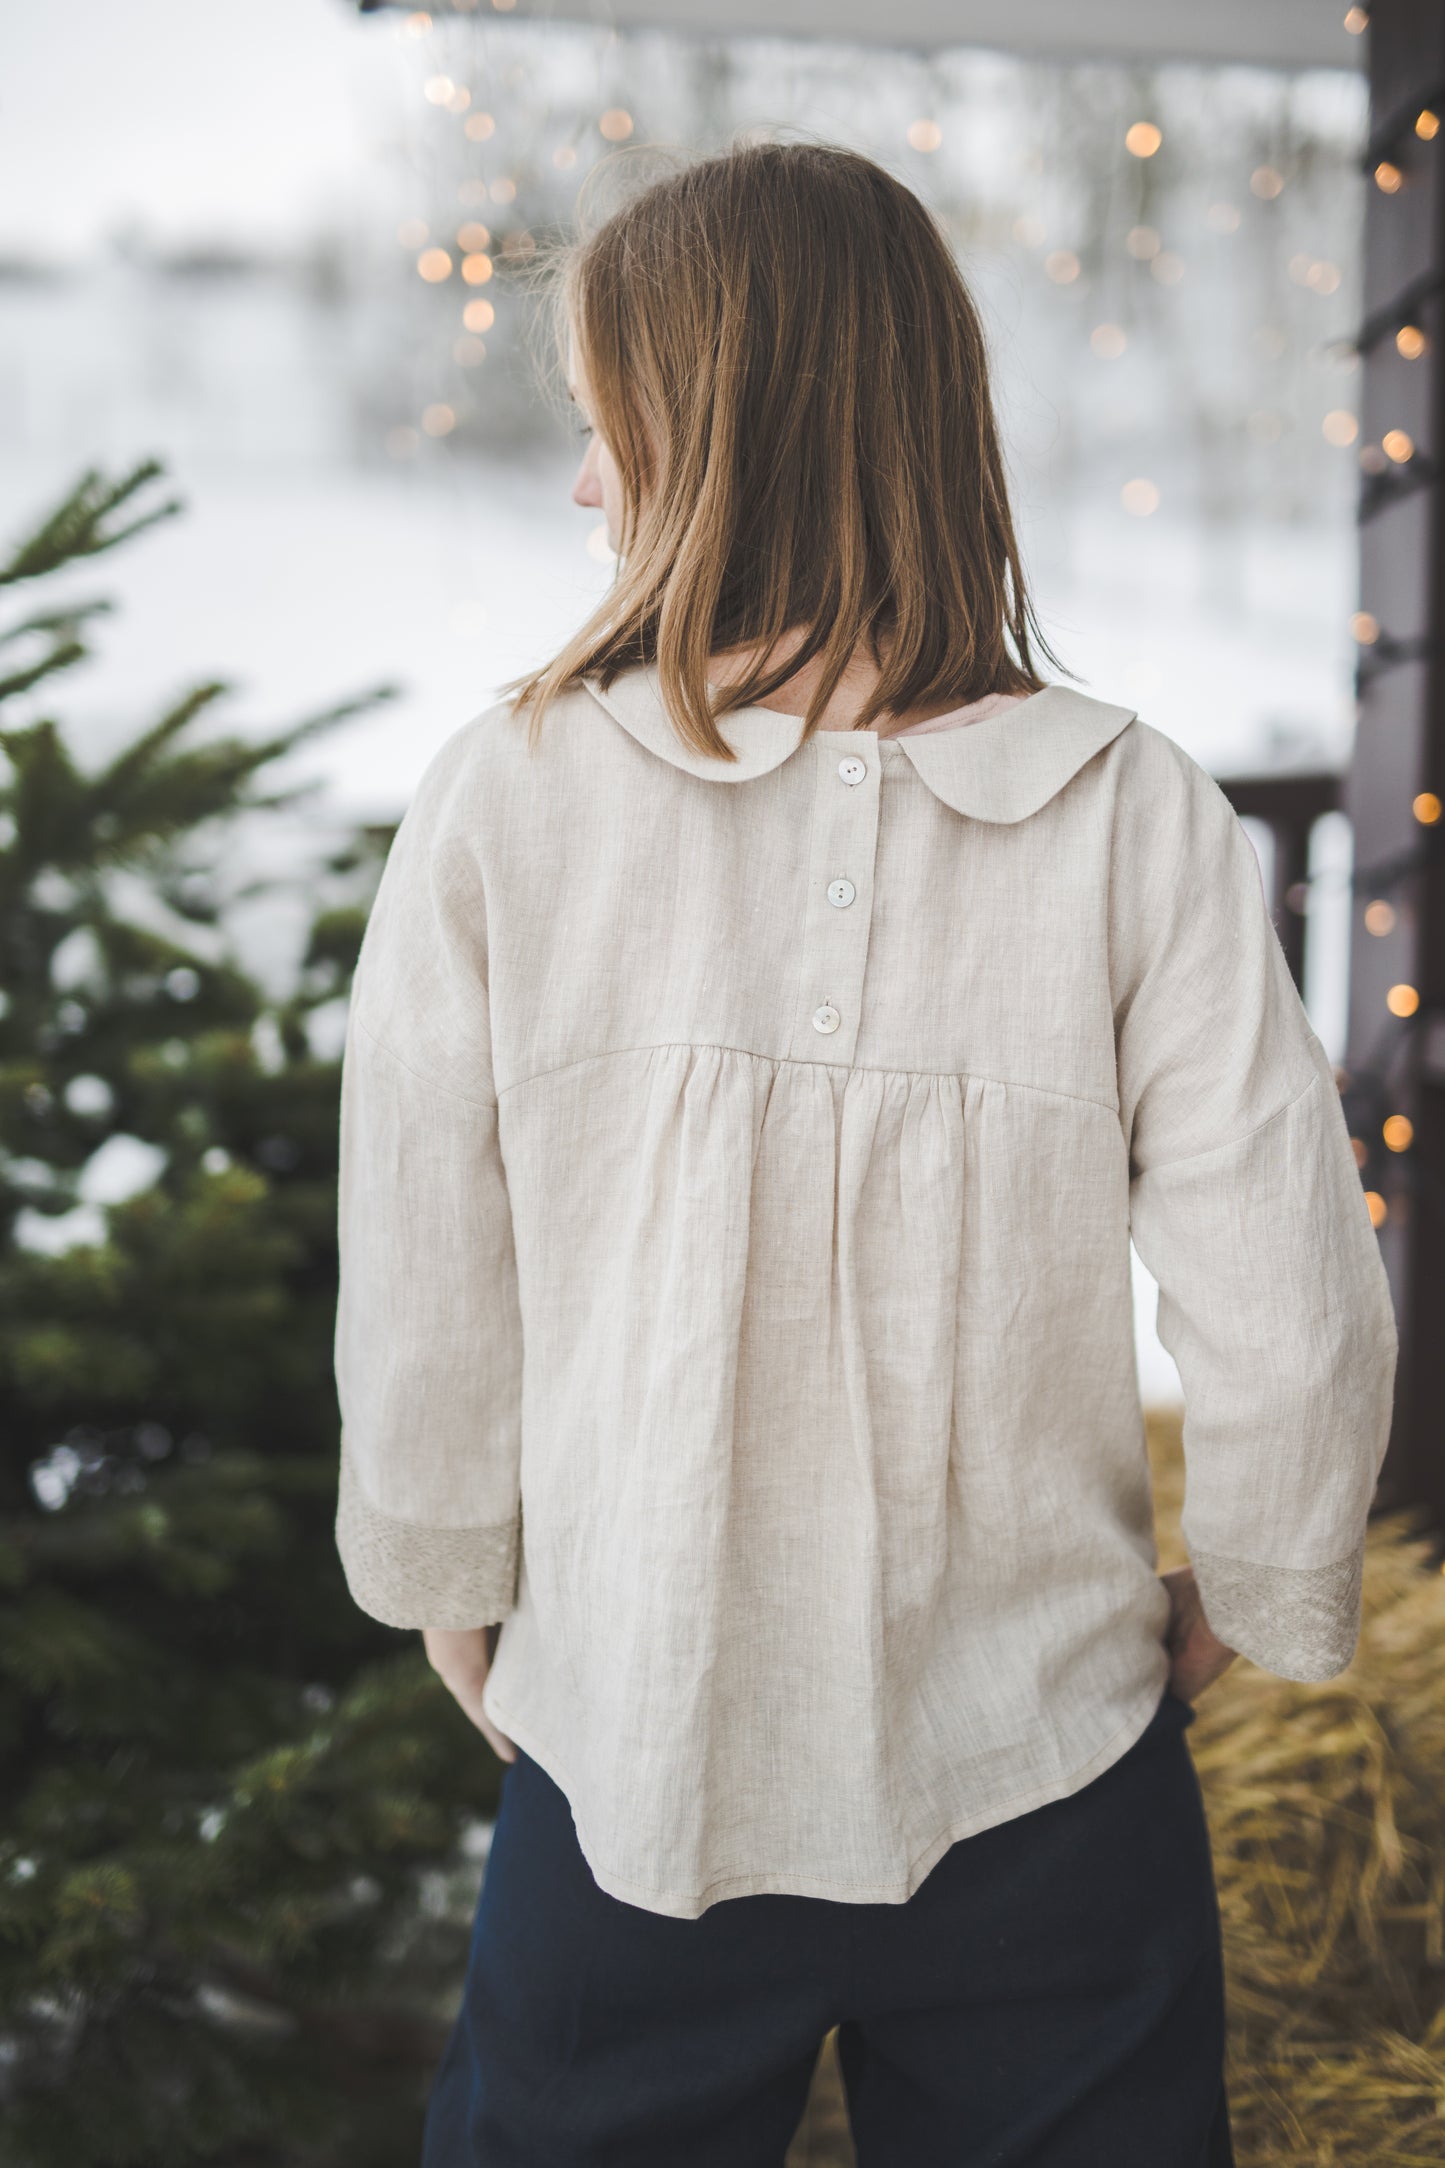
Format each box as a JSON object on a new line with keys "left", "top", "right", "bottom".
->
{"left": 1190, "top": 1543, "right": 1365, "bottom": 1684}
{"left": 335, "top": 1448, "right": 520, "bottom": 1630}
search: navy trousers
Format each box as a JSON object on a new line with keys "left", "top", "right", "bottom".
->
{"left": 422, "top": 1686, "right": 1235, "bottom": 2167}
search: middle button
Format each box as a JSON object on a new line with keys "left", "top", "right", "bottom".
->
{"left": 827, "top": 878, "right": 856, "bottom": 909}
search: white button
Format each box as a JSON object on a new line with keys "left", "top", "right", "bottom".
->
{"left": 827, "top": 878, "right": 856, "bottom": 908}
{"left": 812, "top": 1003, "right": 841, "bottom": 1034}
{"left": 837, "top": 755, "right": 868, "bottom": 787}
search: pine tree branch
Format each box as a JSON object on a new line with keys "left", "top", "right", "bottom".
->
{"left": 88, "top": 683, "right": 235, "bottom": 808}
{"left": 222, "top": 684, "right": 406, "bottom": 795}
{"left": 0, "top": 600, "right": 116, "bottom": 652}
{"left": 79, "top": 686, "right": 403, "bottom": 854}
{"left": 0, "top": 463, "right": 184, "bottom": 589}
{"left": 0, "top": 639, "right": 88, "bottom": 705}
{"left": 0, "top": 602, "right": 119, "bottom": 709}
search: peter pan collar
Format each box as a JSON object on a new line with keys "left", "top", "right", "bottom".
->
{"left": 583, "top": 665, "right": 1136, "bottom": 825}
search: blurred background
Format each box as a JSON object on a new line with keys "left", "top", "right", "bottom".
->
{"left": 2, "top": 2, "right": 1442, "bottom": 2163}
{"left": 0, "top": 0, "right": 1382, "bottom": 1392}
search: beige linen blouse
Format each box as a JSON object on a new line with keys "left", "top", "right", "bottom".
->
{"left": 333, "top": 664, "right": 1398, "bottom": 1919}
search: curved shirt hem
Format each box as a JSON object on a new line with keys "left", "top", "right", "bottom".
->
{"left": 482, "top": 1677, "right": 1173, "bottom": 1919}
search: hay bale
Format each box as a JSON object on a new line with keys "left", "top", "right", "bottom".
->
{"left": 787, "top": 1411, "right": 1445, "bottom": 2164}
{"left": 1147, "top": 1406, "right": 1445, "bottom": 2163}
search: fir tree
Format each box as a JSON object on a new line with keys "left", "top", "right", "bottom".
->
{"left": 0, "top": 463, "right": 506, "bottom": 2168}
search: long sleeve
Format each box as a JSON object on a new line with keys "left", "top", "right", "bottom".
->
{"left": 333, "top": 729, "right": 523, "bottom": 1630}
{"left": 1115, "top": 729, "right": 1399, "bottom": 1683}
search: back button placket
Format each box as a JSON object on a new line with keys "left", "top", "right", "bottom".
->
{"left": 788, "top": 739, "right": 882, "bottom": 1065}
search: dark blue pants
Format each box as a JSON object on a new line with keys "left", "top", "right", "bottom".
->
{"left": 422, "top": 1687, "right": 1235, "bottom": 2166}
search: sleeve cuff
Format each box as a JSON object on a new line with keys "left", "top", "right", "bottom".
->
{"left": 335, "top": 1448, "right": 521, "bottom": 1630}
{"left": 1189, "top": 1543, "right": 1365, "bottom": 1683}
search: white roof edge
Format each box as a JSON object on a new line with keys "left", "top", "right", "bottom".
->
{"left": 419, "top": 0, "right": 1364, "bottom": 71}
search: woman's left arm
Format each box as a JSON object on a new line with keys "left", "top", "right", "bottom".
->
{"left": 333, "top": 728, "right": 524, "bottom": 1655}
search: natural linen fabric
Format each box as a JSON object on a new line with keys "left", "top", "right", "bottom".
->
{"left": 333, "top": 665, "right": 1398, "bottom": 1919}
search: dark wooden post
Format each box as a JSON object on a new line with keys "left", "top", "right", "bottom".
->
{"left": 1344, "top": 0, "right": 1445, "bottom": 1520}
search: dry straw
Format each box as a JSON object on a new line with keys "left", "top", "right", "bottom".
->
{"left": 786, "top": 1408, "right": 1445, "bottom": 2166}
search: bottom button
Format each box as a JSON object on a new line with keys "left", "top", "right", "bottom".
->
{"left": 812, "top": 1003, "right": 841, "bottom": 1034}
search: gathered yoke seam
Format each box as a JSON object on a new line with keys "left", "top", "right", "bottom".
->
{"left": 495, "top": 1037, "right": 1120, "bottom": 1116}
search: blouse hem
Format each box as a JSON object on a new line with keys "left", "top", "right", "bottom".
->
{"left": 482, "top": 1674, "right": 1173, "bottom": 1919}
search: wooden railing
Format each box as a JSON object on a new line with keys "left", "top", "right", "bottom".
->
{"left": 1214, "top": 770, "right": 1344, "bottom": 995}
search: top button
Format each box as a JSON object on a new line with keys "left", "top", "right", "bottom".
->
{"left": 837, "top": 755, "right": 868, "bottom": 787}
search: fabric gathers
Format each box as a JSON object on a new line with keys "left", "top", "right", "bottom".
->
{"left": 332, "top": 664, "right": 1398, "bottom": 1919}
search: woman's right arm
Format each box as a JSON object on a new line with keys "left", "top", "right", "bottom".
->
{"left": 1113, "top": 725, "right": 1399, "bottom": 1685}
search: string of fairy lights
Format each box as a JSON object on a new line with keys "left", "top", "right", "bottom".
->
{"left": 1330, "top": 16, "right": 1442, "bottom": 1243}
{"left": 370, "top": 0, "right": 1381, "bottom": 521}
{"left": 361, "top": 2, "right": 644, "bottom": 468}
{"left": 364, "top": 0, "right": 1439, "bottom": 1239}
{"left": 1224, "top": 16, "right": 1444, "bottom": 1249}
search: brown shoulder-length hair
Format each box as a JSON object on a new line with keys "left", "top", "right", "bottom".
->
{"left": 506, "top": 139, "right": 1070, "bottom": 756}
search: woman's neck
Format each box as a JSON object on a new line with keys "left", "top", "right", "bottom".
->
{"left": 707, "top": 631, "right": 977, "bottom": 736}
